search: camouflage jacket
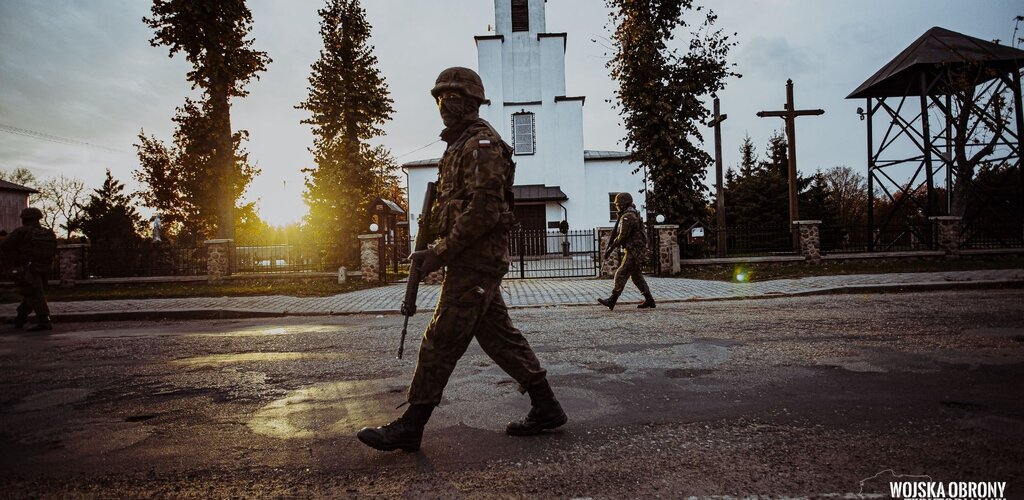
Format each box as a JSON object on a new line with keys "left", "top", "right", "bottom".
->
{"left": 0, "top": 224, "right": 57, "bottom": 274}
{"left": 611, "top": 206, "right": 647, "bottom": 255}
{"left": 429, "top": 118, "right": 516, "bottom": 277}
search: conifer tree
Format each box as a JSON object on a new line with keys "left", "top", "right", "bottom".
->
{"left": 297, "top": 0, "right": 398, "bottom": 266}
{"left": 144, "top": 0, "right": 270, "bottom": 240}
{"left": 605, "top": 0, "right": 738, "bottom": 224}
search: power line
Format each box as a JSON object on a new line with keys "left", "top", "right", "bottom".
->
{"left": 395, "top": 139, "right": 441, "bottom": 159}
{"left": 0, "top": 123, "right": 130, "bottom": 154}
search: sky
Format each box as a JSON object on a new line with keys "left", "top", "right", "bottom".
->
{"left": 0, "top": 0, "right": 1020, "bottom": 226}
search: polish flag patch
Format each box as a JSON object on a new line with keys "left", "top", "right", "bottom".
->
{"left": 478, "top": 139, "right": 492, "bottom": 148}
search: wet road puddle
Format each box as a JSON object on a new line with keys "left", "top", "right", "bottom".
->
{"left": 249, "top": 379, "right": 405, "bottom": 439}
{"left": 171, "top": 352, "right": 349, "bottom": 367}
{"left": 191, "top": 325, "right": 345, "bottom": 337}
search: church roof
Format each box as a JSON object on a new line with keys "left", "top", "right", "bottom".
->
{"left": 0, "top": 179, "right": 38, "bottom": 193}
{"left": 583, "top": 150, "right": 631, "bottom": 161}
{"left": 402, "top": 150, "right": 633, "bottom": 169}
{"left": 848, "top": 26, "right": 1024, "bottom": 99}
{"left": 513, "top": 184, "right": 567, "bottom": 202}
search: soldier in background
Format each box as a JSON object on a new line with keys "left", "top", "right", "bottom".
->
{"left": 2, "top": 207, "right": 57, "bottom": 331}
{"left": 599, "top": 192, "right": 656, "bottom": 310}
{"left": 357, "top": 67, "right": 567, "bottom": 452}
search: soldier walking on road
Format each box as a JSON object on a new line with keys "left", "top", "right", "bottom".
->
{"left": 2, "top": 207, "right": 57, "bottom": 331}
{"left": 599, "top": 192, "right": 656, "bottom": 310}
{"left": 357, "top": 67, "right": 568, "bottom": 453}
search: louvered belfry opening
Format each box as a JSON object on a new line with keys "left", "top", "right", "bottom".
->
{"left": 511, "top": 0, "right": 529, "bottom": 32}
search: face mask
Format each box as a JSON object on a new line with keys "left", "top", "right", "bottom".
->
{"left": 438, "top": 95, "right": 476, "bottom": 128}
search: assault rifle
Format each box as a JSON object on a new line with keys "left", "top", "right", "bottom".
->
{"left": 398, "top": 181, "right": 437, "bottom": 359}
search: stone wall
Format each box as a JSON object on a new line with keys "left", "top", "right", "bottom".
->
{"left": 204, "top": 239, "right": 232, "bottom": 283}
{"left": 655, "top": 225, "right": 680, "bottom": 274}
{"left": 358, "top": 234, "right": 383, "bottom": 282}
{"left": 930, "top": 216, "right": 962, "bottom": 259}
{"left": 597, "top": 227, "right": 620, "bottom": 278}
{"left": 57, "top": 244, "right": 89, "bottom": 286}
{"left": 793, "top": 220, "right": 822, "bottom": 263}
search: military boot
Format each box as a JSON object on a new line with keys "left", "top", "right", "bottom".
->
{"left": 28, "top": 316, "right": 52, "bottom": 332}
{"left": 7, "top": 314, "right": 28, "bottom": 329}
{"left": 597, "top": 290, "right": 621, "bottom": 310}
{"left": 357, "top": 404, "right": 433, "bottom": 452}
{"left": 507, "top": 379, "right": 568, "bottom": 436}
{"left": 637, "top": 293, "right": 656, "bottom": 309}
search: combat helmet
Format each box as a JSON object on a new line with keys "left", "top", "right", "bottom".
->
{"left": 19, "top": 207, "right": 43, "bottom": 221}
{"left": 614, "top": 192, "right": 633, "bottom": 207}
{"left": 431, "top": 67, "right": 486, "bottom": 103}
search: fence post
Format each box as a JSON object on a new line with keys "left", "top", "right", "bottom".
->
{"left": 654, "top": 225, "right": 680, "bottom": 275}
{"left": 57, "top": 243, "right": 89, "bottom": 286}
{"left": 358, "top": 233, "right": 384, "bottom": 282}
{"left": 792, "top": 220, "right": 822, "bottom": 264}
{"left": 204, "top": 239, "right": 233, "bottom": 283}
{"left": 597, "top": 227, "right": 619, "bottom": 278}
{"left": 929, "top": 216, "right": 962, "bottom": 259}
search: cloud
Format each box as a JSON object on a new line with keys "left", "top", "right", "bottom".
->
{"left": 738, "top": 35, "right": 815, "bottom": 79}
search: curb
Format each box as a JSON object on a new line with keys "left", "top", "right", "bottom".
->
{"left": 46, "top": 278, "right": 1024, "bottom": 323}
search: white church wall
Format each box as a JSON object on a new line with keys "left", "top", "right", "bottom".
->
{"left": 583, "top": 160, "right": 648, "bottom": 229}
{"left": 538, "top": 35, "right": 566, "bottom": 101}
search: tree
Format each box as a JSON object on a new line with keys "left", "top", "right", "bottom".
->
{"left": 605, "top": 0, "right": 738, "bottom": 224}
{"left": 70, "top": 170, "right": 145, "bottom": 245}
{"left": 0, "top": 167, "right": 38, "bottom": 188}
{"left": 144, "top": 0, "right": 271, "bottom": 240}
{"left": 820, "top": 165, "right": 868, "bottom": 227}
{"left": 134, "top": 98, "right": 259, "bottom": 240}
{"left": 296, "top": 0, "right": 397, "bottom": 266}
{"left": 35, "top": 175, "right": 88, "bottom": 239}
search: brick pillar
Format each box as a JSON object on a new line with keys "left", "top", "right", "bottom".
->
{"left": 358, "top": 234, "right": 383, "bottom": 282}
{"left": 655, "top": 225, "right": 680, "bottom": 275}
{"left": 57, "top": 243, "right": 89, "bottom": 286}
{"left": 597, "top": 227, "right": 619, "bottom": 278}
{"left": 792, "top": 220, "right": 822, "bottom": 263}
{"left": 929, "top": 216, "right": 962, "bottom": 259}
{"left": 204, "top": 239, "right": 233, "bottom": 283}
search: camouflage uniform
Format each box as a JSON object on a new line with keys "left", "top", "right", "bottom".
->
{"left": 407, "top": 117, "right": 547, "bottom": 406}
{"left": 358, "top": 68, "right": 564, "bottom": 453}
{"left": 1, "top": 215, "right": 56, "bottom": 324}
{"left": 610, "top": 205, "right": 651, "bottom": 295}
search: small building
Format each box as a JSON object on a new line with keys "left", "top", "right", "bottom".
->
{"left": 403, "top": 0, "right": 647, "bottom": 240}
{"left": 0, "top": 179, "right": 37, "bottom": 233}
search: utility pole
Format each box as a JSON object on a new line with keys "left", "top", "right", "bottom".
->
{"left": 756, "top": 79, "right": 824, "bottom": 250}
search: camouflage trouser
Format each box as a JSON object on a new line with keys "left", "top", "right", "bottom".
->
{"left": 408, "top": 268, "right": 547, "bottom": 406}
{"left": 15, "top": 271, "right": 49, "bottom": 318}
{"left": 613, "top": 249, "right": 650, "bottom": 295}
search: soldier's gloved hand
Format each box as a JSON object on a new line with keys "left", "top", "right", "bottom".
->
{"left": 410, "top": 249, "right": 443, "bottom": 276}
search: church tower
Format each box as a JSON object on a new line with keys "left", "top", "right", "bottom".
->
{"left": 475, "top": 0, "right": 586, "bottom": 232}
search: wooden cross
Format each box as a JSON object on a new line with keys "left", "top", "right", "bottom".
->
{"left": 706, "top": 97, "right": 728, "bottom": 258}
{"left": 756, "top": 79, "right": 824, "bottom": 248}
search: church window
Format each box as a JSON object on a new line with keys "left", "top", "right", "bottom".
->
{"left": 511, "top": 0, "right": 529, "bottom": 32}
{"left": 608, "top": 193, "right": 622, "bottom": 221}
{"left": 512, "top": 112, "right": 535, "bottom": 155}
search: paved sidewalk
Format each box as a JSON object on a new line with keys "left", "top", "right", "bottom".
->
{"left": 2, "top": 269, "right": 1022, "bottom": 321}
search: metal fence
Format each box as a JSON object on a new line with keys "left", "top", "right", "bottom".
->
{"left": 86, "top": 241, "right": 206, "bottom": 278}
{"left": 507, "top": 228, "right": 600, "bottom": 279}
{"left": 682, "top": 224, "right": 796, "bottom": 258}
{"left": 234, "top": 243, "right": 328, "bottom": 274}
{"left": 961, "top": 218, "right": 1024, "bottom": 249}
{"left": 819, "top": 224, "right": 933, "bottom": 253}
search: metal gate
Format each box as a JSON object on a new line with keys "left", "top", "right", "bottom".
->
{"left": 507, "top": 228, "right": 600, "bottom": 279}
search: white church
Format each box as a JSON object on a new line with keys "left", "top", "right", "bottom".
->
{"left": 403, "top": 0, "right": 646, "bottom": 240}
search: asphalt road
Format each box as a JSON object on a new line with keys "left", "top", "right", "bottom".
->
{"left": 1, "top": 289, "right": 1023, "bottom": 498}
